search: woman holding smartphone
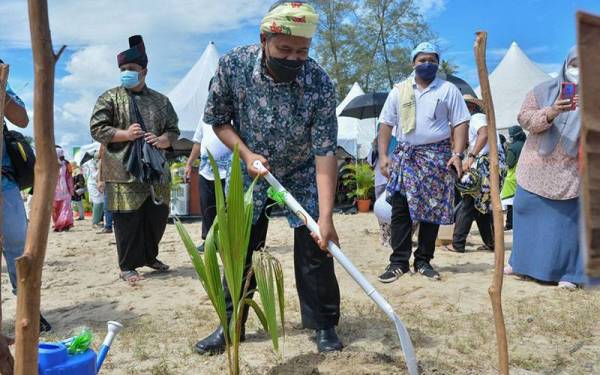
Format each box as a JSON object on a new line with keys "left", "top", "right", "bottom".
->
{"left": 505, "top": 46, "right": 584, "bottom": 289}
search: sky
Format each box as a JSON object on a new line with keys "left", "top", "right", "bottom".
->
{"left": 1, "top": 0, "right": 600, "bottom": 154}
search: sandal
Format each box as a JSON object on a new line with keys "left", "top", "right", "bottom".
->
{"left": 147, "top": 260, "right": 170, "bottom": 272}
{"left": 120, "top": 270, "right": 143, "bottom": 285}
{"left": 442, "top": 245, "right": 464, "bottom": 253}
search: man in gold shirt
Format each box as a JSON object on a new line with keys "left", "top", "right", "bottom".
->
{"left": 90, "top": 35, "right": 180, "bottom": 284}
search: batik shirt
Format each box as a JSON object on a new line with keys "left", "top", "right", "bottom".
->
{"left": 90, "top": 85, "right": 179, "bottom": 212}
{"left": 203, "top": 44, "right": 338, "bottom": 227}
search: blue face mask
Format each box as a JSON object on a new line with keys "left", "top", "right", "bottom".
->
{"left": 120, "top": 70, "right": 140, "bottom": 89}
{"left": 415, "top": 62, "right": 438, "bottom": 82}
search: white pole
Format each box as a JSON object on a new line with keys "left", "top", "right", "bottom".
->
{"left": 253, "top": 161, "right": 418, "bottom": 375}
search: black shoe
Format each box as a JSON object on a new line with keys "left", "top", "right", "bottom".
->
{"left": 194, "top": 325, "right": 246, "bottom": 355}
{"left": 40, "top": 314, "right": 52, "bottom": 333}
{"left": 415, "top": 262, "right": 440, "bottom": 280}
{"left": 316, "top": 327, "right": 343, "bottom": 353}
{"left": 196, "top": 243, "right": 205, "bottom": 253}
{"left": 377, "top": 264, "right": 407, "bottom": 283}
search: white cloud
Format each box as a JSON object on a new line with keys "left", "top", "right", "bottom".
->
{"left": 416, "top": 0, "right": 447, "bottom": 18}
{"left": 0, "top": 0, "right": 271, "bottom": 150}
{"left": 536, "top": 62, "right": 562, "bottom": 77}
{"left": 1, "top": 0, "right": 268, "bottom": 48}
{"left": 489, "top": 48, "right": 508, "bottom": 58}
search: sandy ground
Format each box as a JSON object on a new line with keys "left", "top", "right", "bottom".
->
{"left": 2, "top": 212, "right": 599, "bottom": 374}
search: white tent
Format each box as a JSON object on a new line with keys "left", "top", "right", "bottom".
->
{"left": 168, "top": 42, "right": 220, "bottom": 133}
{"left": 73, "top": 142, "right": 100, "bottom": 165}
{"left": 337, "top": 83, "right": 376, "bottom": 159}
{"left": 475, "top": 42, "right": 551, "bottom": 130}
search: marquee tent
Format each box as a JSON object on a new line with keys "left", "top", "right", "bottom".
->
{"left": 168, "top": 42, "right": 220, "bottom": 133}
{"left": 475, "top": 41, "right": 551, "bottom": 129}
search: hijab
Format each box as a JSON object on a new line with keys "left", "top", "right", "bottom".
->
{"left": 532, "top": 46, "right": 580, "bottom": 157}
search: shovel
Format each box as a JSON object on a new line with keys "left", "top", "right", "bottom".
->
{"left": 253, "top": 161, "right": 418, "bottom": 375}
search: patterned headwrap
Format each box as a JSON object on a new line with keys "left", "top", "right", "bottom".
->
{"left": 411, "top": 42, "right": 439, "bottom": 62}
{"left": 117, "top": 35, "right": 148, "bottom": 68}
{"left": 260, "top": 1, "right": 319, "bottom": 39}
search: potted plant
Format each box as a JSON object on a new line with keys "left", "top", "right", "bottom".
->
{"left": 342, "top": 162, "right": 375, "bottom": 213}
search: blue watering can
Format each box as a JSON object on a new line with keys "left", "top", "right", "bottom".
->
{"left": 39, "top": 321, "right": 123, "bottom": 374}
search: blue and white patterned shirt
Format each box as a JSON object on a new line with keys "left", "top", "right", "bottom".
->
{"left": 204, "top": 44, "right": 338, "bottom": 227}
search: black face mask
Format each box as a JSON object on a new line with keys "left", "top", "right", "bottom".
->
{"left": 266, "top": 55, "right": 305, "bottom": 83}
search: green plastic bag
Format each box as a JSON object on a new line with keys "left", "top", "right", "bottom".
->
{"left": 67, "top": 328, "right": 93, "bottom": 355}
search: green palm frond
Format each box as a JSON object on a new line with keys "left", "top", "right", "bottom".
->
{"left": 175, "top": 220, "right": 228, "bottom": 335}
{"left": 177, "top": 144, "right": 285, "bottom": 374}
{"left": 252, "top": 251, "right": 285, "bottom": 352}
{"left": 244, "top": 298, "right": 269, "bottom": 332}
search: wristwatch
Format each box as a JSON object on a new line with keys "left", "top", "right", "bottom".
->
{"left": 452, "top": 152, "right": 464, "bottom": 160}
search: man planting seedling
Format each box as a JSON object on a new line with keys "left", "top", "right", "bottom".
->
{"left": 194, "top": 0, "right": 343, "bottom": 355}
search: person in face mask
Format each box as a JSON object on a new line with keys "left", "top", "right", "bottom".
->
{"left": 90, "top": 35, "right": 180, "bottom": 285}
{"left": 376, "top": 42, "right": 470, "bottom": 283}
{"left": 196, "top": 0, "right": 344, "bottom": 356}
{"left": 505, "top": 46, "right": 585, "bottom": 290}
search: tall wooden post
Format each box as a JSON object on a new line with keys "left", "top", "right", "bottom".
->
{"left": 577, "top": 11, "right": 600, "bottom": 279}
{"left": 474, "top": 31, "right": 509, "bottom": 374}
{"left": 14, "top": 1, "right": 65, "bottom": 373}
{"left": 0, "top": 63, "right": 9, "bottom": 333}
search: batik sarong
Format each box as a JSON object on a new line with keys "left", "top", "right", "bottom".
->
{"left": 386, "top": 139, "right": 454, "bottom": 225}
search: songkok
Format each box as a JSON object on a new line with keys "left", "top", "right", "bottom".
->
{"left": 117, "top": 35, "right": 148, "bottom": 68}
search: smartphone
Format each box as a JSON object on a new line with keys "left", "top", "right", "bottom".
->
{"left": 560, "top": 82, "right": 577, "bottom": 110}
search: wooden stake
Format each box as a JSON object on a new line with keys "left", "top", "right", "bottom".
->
{"left": 474, "top": 31, "right": 509, "bottom": 374}
{"left": 577, "top": 11, "right": 600, "bottom": 278}
{"left": 0, "top": 63, "right": 9, "bottom": 333}
{"left": 14, "top": 1, "right": 65, "bottom": 373}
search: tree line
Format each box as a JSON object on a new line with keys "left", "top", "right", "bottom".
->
{"left": 312, "top": 0, "right": 458, "bottom": 99}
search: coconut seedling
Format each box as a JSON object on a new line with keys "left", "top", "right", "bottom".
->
{"left": 175, "top": 145, "right": 285, "bottom": 375}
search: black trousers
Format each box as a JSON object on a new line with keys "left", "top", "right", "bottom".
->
{"left": 223, "top": 204, "right": 341, "bottom": 330}
{"left": 113, "top": 197, "right": 169, "bottom": 271}
{"left": 199, "top": 175, "right": 226, "bottom": 240}
{"left": 389, "top": 193, "right": 440, "bottom": 271}
{"left": 505, "top": 205, "right": 513, "bottom": 229}
{"left": 452, "top": 195, "right": 494, "bottom": 251}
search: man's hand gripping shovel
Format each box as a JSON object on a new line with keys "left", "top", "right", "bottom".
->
{"left": 253, "top": 160, "right": 418, "bottom": 375}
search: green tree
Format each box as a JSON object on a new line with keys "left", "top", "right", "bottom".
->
{"left": 439, "top": 59, "right": 459, "bottom": 75}
{"left": 312, "top": 0, "right": 359, "bottom": 99}
{"left": 313, "top": 0, "right": 435, "bottom": 99}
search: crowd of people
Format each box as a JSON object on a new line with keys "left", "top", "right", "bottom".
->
{"left": 0, "top": 0, "right": 590, "bottom": 367}
{"left": 371, "top": 43, "right": 585, "bottom": 289}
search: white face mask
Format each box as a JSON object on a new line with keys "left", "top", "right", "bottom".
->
{"left": 565, "top": 66, "right": 579, "bottom": 83}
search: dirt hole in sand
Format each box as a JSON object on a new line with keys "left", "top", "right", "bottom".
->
{"left": 267, "top": 351, "right": 403, "bottom": 374}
